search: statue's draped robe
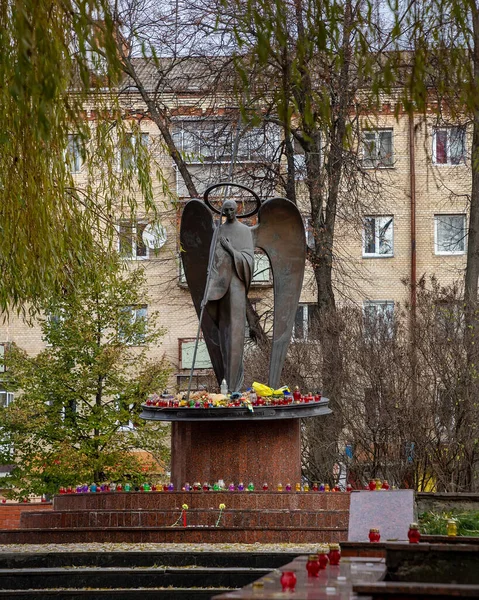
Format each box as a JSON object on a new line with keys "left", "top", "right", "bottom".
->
{"left": 205, "top": 220, "right": 254, "bottom": 392}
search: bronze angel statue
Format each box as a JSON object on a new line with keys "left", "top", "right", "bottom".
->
{"left": 180, "top": 183, "right": 306, "bottom": 394}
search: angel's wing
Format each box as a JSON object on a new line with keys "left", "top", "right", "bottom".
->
{"left": 253, "top": 198, "right": 306, "bottom": 389}
{"left": 180, "top": 199, "right": 224, "bottom": 384}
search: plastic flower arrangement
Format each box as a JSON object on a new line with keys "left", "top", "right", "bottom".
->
{"left": 216, "top": 503, "right": 226, "bottom": 527}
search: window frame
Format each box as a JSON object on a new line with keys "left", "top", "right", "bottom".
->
{"left": 115, "top": 397, "right": 136, "bottom": 431}
{"left": 118, "top": 220, "right": 149, "bottom": 260}
{"left": 304, "top": 216, "right": 315, "bottom": 250}
{"left": 362, "top": 129, "right": 394, "bottom": 169}
{"left": 61, "top": 399, "right": 77, "bottom": 423}
{"left": 118, "top": 305, "right": 148, "bottom": 346}
{"left": 118, "top": 132, "right": 149, "bottom": 172}
{"left": 0, "top": 343, "right": 10, "bottom": 373}
{"left": 434, "top": 214, "right": 467, "bottom": 256}
{"left": 179, "top": 252, "right": 271, "bottom": 287}
{"left": 292, "top": 303, "right": 320, "bottom": 341}
{"left": 432, "top": 126, "right": 466, "bottom": 166}
{"left": 363, "top": 300, "right": 395, "bottom": 339}
{"left": 362, "top": 215, "right": 394, "bottom": 258}
{"left": 251, "top": 252, "right": 272, "bottom": 286}
{"left": 66, "top": 134, "right": 84, "bottom": 173}
{"left": 171, "top": 118, "right": 280, "bottom": 164}
{"left": 179, "top": 338, "right": 213, "bottom": 371}
{"left": 0, "top": 391, "right": 13, "bottom": 409}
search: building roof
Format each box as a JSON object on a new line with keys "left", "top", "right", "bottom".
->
{"left": 120, "top": 56, "right": 235, "bottom": 95}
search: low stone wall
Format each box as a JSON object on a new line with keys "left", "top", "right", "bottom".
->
{"left": 416, "top": 493, "right": 479, "bottom": 514}
{"left": 0, "top": 503, "right": 52, "bottom": 529}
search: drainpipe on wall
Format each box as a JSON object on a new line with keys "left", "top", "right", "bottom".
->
{"left": 409, "top": 109, "right": 418, "bottom": 410}
{"left": 409, "top": 110, "right": 417, "bottom": 327}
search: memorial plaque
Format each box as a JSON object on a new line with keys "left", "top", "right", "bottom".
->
{"left": 348, "top": 490, "right": 415, "bottom": 542}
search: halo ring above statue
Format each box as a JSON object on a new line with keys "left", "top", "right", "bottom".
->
{"left": 203, "top": 182, "right": 261, "bottom": 218}
{"left": 179, "top": 182, "right": 306, "bottom": 395}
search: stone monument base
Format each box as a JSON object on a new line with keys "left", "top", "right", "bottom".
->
{"left": 171, "top": 419, "right": 301, "bottom": 490}
{"left": 0, "top": 491, "right": 350, "bottom": 544}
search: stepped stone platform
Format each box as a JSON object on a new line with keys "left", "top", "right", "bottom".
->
{"left": 0, "top": 549, "right": 303, "bottom": 599}
{"left": 0, "top": 491, "right": 350, "bottom": 544}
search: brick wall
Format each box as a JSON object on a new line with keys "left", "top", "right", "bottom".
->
{"left": 0, "top": 503, "right": 52, "bottom": 530}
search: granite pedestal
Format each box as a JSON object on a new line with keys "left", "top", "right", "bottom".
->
{"left": 171, "top": 419, "right": 301, "bottom": 490}
{"left": 141, "top": 398, "right": 331, "bottom": 490}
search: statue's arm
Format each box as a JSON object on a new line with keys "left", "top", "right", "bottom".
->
{"left": 220, "top": 236, "right": 253, "bottom": 284}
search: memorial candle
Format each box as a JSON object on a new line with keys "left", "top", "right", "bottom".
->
{"left": 306, "top": 555, "right": 320, "bottom": 577}
{"left": 318, "top": 545, "right": 329, "bottom": 569}
{"left": 328, "top": 543, "right": 341, "bottom": 565}
{"left": 280, "top": 571, "right": 297, "bottom": 591}
{"left": 447, "top": 519, "right": 457, "bottom": 537}
{"left": 408, "top": 523, "right": 421, "bottom": 544}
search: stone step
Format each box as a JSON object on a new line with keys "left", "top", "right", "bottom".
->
{"left": 52, "top": 491, "right": 350, "bottom": 512}
{"left": 0, "top": 551, "right": 293, "bottom": 600}
{"left": 0, "top": 588, "right": 233, "bottom": 599}
{"left": 0, "top": 551, "right": 302, "bottom": 570}
{"left": 0, "top": 566, "right": 270, "bottom": 591}
{"left": 353, "top": 582, "right": 479, "bottom": 598}
{"left": 21, "top": 508, "right": 349, "bottom": 530}
{"left": 0, "top": 524, "right": 347, "bottom": 544}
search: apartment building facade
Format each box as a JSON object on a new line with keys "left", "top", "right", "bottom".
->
{"left": 0, "top": 63, "right": 471, "bottom": 405}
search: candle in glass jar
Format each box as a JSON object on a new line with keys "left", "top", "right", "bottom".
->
{"left": 328, "top": 543, "right": 341, "bottom": 565}
{"left": 306, "top": 554, "right": 320, "bottom": 577}
{"left": 408, "top": 523, "right": 421, "bottom": 543}
{"left": 447, "top": 519, "right": 457, "bottom": 536}
{"left": 318, "top": 545, "right": 329, "bottom": 569}
{"left": 280, "top": 570, "right": 297, "bottom": 591}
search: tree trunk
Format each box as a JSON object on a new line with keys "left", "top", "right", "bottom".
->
{"left": 463, "top": 5, "right": 479, "bottom": 491}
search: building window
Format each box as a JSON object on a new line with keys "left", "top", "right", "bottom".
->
{"left": 180, "top": 338, "right": 213, "bottom": 370}
{"left": 118, "top": 221, "right": 148, "bottom": 259}
{"left": 363, "top": 216, "right": 393, "bottom": 257}
{"left": 252, "top": 252, "right": 271, "bottom": 284}
{"left": 116, "top": 397, "right": 135, "bottom": 431}
{"left": 434, "top": 214, "right": 466, "bottom": 255}
{"left": 119, "top": 133, "right": 149, "bottom": 171}
{"left": 362, "top": 129, "right": 393, "bottom": 168}
{"left": 304, "top": 217, "right": 315, "bottom": 249}
{"left": 432, "top": 127, "right": 466, "bottom": 165}
{"left": 0, "top": 343, "right": 10, "bottom": 373}
{"left": 0, "top": 391, "right": 13, "bottom": 409}
{"left": 293, "top": 303, "right": 319, "bottom": 341}
{"left": 66, "top": 134, "right": 83, "bottom": 173}
{"left": 119, "top": 305, "right": 148, "bottom": 345}
{"left": 435, "top": 302, "right": 464, "bottom": 339}
{"left": 61, "top": 399, "right": 77, "bottom": 423}
{"left": 180, "top": 253, "right": 271, "bottom": 286}
{"left": 178, "top": 257, "right": 187, "bottom": 285}
{"left": 363, "top": 300, "right": 395, "bottom": 339}
{"left": 171, "top": 120, "right": 279, "bottom": 163}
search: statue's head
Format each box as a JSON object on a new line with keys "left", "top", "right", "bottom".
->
{"left": 223, "top": 199, "right": 237, "bottom": 221}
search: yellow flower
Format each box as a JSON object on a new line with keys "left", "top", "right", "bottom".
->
{"left": 182, "top": 504, "right": 188, "bottom": 510}
{"left": 219, "top": 503, "right": 226, "bottom": 510}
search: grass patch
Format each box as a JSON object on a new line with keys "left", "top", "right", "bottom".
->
{"left": 419, "top": 510, "right": 479, "bottom": 536}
